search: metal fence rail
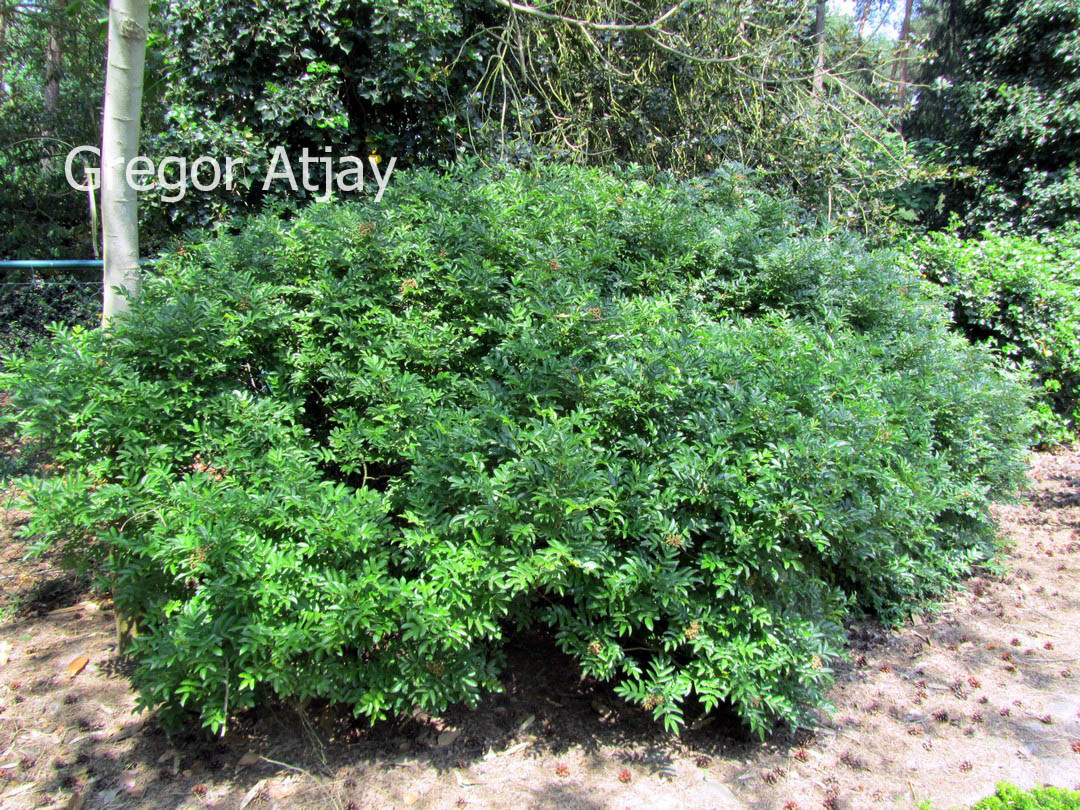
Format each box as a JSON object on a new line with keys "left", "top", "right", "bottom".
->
{"left": 0, "top": 259, "right": 155, "bottom": 286}
{"left": 0, "top": 260, "right": 107, "bottom": 270}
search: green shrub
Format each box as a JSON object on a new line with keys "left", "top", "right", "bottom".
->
{"left": 969, "top": 783, "right": 1080, "bottom": 810}
{"left": 900, "top": 225, "right": 1080, "bottom": 443}
{"left": 1, "top": 163, "right": 1032, "bottom": 738}
{"left": 921, "top": 782, "right": 1080, "bottom": 810}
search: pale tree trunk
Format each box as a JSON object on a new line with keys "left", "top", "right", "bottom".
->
{"left": 812, "top": 0, "right": 827, "bottom": 100}
{"left": 44, "top": 29, "right": 61, "bottom": 117}
{"left": 100, "top": 0, "right": 148, "bottom": 649}
{"left": 100, "top": 0, "right": 149, "bottom": 326}
{"left": 893, "top": 0, "right": 915, "bottom": 106}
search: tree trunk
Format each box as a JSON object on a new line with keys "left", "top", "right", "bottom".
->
{"left": 44, "top": 28, "right": 61, "bottom": 118}
{"left": 812, "top": 0, "right": 827, "bottom": 99}
{"left": 855, "top": 0, "right": 869, "bottom": 42}
{"left": 41, "top": 11, "right": 62, "bottom": 168}
{"left": 894, "top": 0, "right": 915, "bottom": 106}
{"left": 100, "top": 0, "right": 149, "bottom": 326}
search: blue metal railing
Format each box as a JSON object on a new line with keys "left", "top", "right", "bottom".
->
{"left": 0, "top": 259, "right": 156, "bottom": 285}
{"left": 0, "top": 259, "right": 156, "bottom": 270}
{"left": 0, "top": 260, "right": 105, "bottom": 270}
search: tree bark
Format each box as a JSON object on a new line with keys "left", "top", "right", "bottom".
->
{"left": 812, "top": 0, "right": 827, "bottom": 99}
{"left": 855, "top": 0, "right": 869, "bottom": 42}
{"left": 40, "top": 8, "right": 62, "bottom": 168}
{"left": 44, "top": 27, "right": 61, "bottom": 118}
{"left": 100, "top": 0, "right": 149, "bottom": 326}
{"left": 894, "top": 0, "right": 915, "bottom": 106}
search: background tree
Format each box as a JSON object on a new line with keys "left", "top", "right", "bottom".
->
{"left": 813, "top": 0, "right": 827, "bottom": 98}
{"left": 41, "top": 1, "right": 61, "bottom": 148}
{"left": 145, "top": 0, "right": 498, "bottom": 231}
{"left": 891, "top": 0, "right": 915, "bottom": 107}
{"left": 0, "top": 0, "right": 109, "bottom": 259}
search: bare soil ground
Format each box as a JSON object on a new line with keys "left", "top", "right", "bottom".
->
{"left": 1, "top": 449, "right": 1079, "bottom": 810}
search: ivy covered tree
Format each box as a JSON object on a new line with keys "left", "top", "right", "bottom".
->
{"left": 147, "top": 0, "right": 499, "bottom": 230}
{"left": 906, "top": 0, "right": 1080, "bottom": 232}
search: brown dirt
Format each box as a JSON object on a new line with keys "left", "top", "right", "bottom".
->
{"left": 1, "top": 449, "right": 1079, "bottom": 810}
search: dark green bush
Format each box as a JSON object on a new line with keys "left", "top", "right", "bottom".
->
{"left": 0, "top": 275, "right": 100, "bottom": 359}
{"left": 905, "top": 0, "right": 1080, "bottom": 233}
{"left": 900, "top": 225, "right": 1080, "bottom": 444}
{"left": 1, "top": 163, "right": 1032, "bottom": 737}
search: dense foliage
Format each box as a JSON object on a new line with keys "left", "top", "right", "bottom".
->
{"left": 901, "top": 225, "right": 1080, "bottom": 443}
{"left": 906, "top": 0, "right": 1080, "bottom": 232}
{"left": 3, "top": 165, "right": 1031, "bottom": 737}
{"left": 0, "top": 0, "right": 963, "bottom": 260}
